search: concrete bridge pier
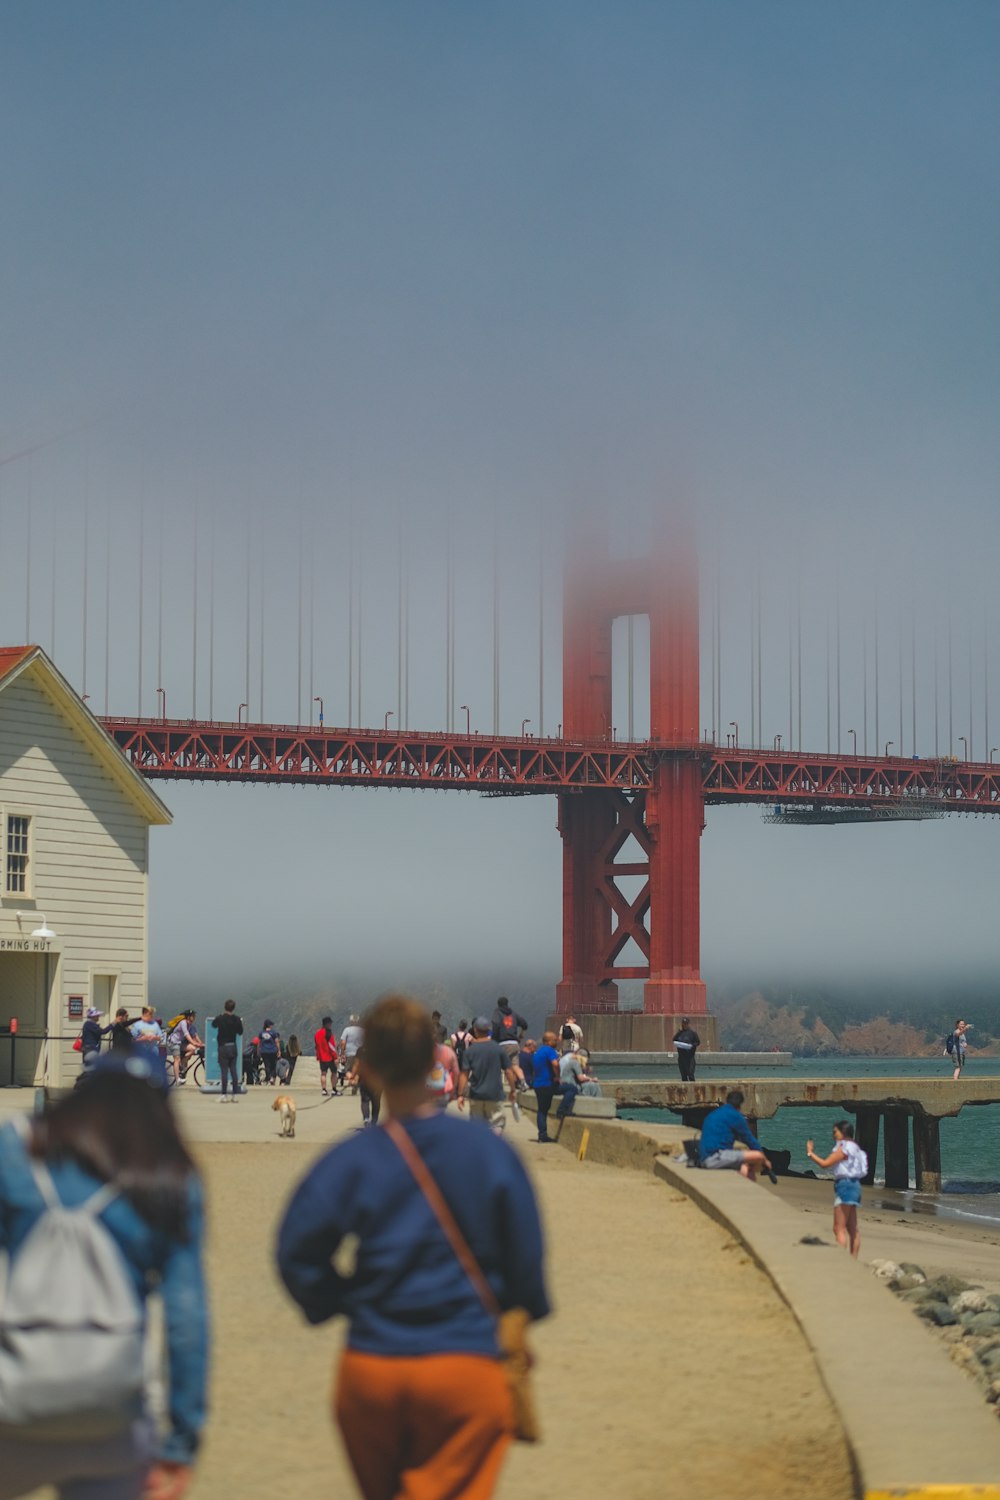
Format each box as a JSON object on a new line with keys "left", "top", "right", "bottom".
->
{"left": 854, "top": 1106, "right": 881, "bottom": 1186}
{"left": 883, "top": 1109, "right": 910, "bottom": 1190}
{"left": 850, "top": 1105, "right": 942, "bottom": 1193}
{"left": 912, "top": 1113, "right": 942, "bottom": 1194}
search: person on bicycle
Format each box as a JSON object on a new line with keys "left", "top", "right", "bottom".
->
{"left": 172, "top": 1010, "right": 203, "bottom": 1084}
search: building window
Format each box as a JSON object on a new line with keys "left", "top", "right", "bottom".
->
{"left": 5, "top": 814, "right": 31, "bottom": 895}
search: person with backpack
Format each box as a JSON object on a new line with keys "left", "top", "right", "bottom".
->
{"left": 450, "top": 1018, "right": 473, "bottom": 1067}
{"left": 277, "top": 994, "right": 549, "bottom": 1500}
{"left": 806, "top": 1120, "right": 868, "bottom": 1258}
{"left": 0, "top": 1048, "right": 207, "bottom": 1500}
{"left": 558, "top": 1016, "right": 582, "bottom": 1055}
{"left": 259, "top": 1019, "right": 281, "bottom": 1084}
{"left": 945, "top": 1018, "right": 970, "bottom": 1080}
{"left": 490, "top": 997, "right": 527, "bottom": 1047}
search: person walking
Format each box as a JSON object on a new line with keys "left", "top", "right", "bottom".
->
{"left": 347, "top": 1045, "right": 382, "bottom": 1127}
{"left": 285, "top": 1034, "right": 301, "bottom": 1083}
{"left": 672, "top": 1018, "right": 701, "bottom": 1082}
{"left": 490, "top": 997, "right": 527, "bottom": 1049}
{"left": 456, "top": 1018, "right": 517, "bottom": 1134}
{"left": 314, "top": 1018, "right": 339, "bottom": 1097}
{"left": 340, "top": 1015, "right": 365, "bottom": 1091}
{"left": 806, "top": 1121, "right": 867, "bottom": 1258}
{"left": 259, "top": 1019, "right": 280, "bottom": 1084}
{"left": 946, "top": 1018, "right": 969, "bottom": 1080}
{"left": 277, "top": 995, "right": 549, "bottom": 1500}
{"left": 211, "top": 998, "right": 244, "bottom": 1100}
{"left": 0, "top": 1049, "right": 208, "bottom": 1500}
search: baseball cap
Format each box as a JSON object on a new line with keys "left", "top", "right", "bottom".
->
{"left": 472, "top": 1016, "right": 492, "bottom": 1035}
{"left": 86, "top": 1050, "right": 167, "bottom": 1089}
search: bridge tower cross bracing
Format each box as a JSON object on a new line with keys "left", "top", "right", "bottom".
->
{"left": 553, "top": 527, "right": 717, "bottom": 1051}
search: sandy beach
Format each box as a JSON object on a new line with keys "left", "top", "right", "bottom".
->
{"left": 9, "top": 1082, "right": 1000, "bottom": 1499}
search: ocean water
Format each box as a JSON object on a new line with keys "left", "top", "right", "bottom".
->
{"left": 613, "top": 1055, "right": 1000, "bottom": 1225}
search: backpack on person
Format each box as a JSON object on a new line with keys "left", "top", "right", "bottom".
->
{"left": 560, "top": 1024, "right": 574, "bottom": 1043}
{"left": 841, "top": 1141, "right": 868, "bottom": 1180}
{"left": 944, "top": 1033, "right": 955, "bottom": 1056}
{"left": 0, "top": 1125, "right": 145, "bottom": 1438}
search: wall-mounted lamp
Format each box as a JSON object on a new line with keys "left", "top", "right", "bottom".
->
{"left": 18, "top": 912, "right": 56, "bottom": 940}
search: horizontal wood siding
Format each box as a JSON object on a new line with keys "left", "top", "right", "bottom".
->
{"left": 0, "top": 675, "right": 159, "bottom": 1084}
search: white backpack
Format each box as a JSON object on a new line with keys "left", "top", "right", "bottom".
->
{"left": 841, "top": 1140, "right": 868, "bottom": 1180}
{"left": 0, "top": 1123, "right": 145, "bottom": 1439}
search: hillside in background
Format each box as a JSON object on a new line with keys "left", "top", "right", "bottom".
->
{"left": 715, "top": 985, "right": 1000, "bottom": 1057}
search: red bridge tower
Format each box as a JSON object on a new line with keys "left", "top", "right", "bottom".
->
{"left": 552, "top": 531, "right": 717, "bottom": 1051}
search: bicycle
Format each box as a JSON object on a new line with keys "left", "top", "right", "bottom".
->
{"left": 167, "top": 1044, "right": 205, "bottom": 1089}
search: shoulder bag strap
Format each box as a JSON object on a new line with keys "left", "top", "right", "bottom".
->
{"left": 383, "top": 1117, "right": 500, "bottom": 1320}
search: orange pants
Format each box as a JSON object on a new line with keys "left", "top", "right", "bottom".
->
{"left": 334, "top": 1349, "right": 514, "bottom": 1500}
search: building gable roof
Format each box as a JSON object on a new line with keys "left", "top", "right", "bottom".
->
{"left": 0, "top": 646, "right": 172, "bottom": 826}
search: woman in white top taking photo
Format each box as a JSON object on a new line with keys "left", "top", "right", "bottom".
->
{"left": 805, "top": 1119, "right": 867, "bottom": 1260}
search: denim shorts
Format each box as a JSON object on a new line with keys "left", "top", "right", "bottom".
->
{"left": 834, "top": 1178, "right": 862, "bottom": 1207}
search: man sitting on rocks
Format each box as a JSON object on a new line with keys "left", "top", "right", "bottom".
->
{"left": 698, "top": 1089, "right": 777, "bottom": 1183}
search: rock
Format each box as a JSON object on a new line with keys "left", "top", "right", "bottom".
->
{"left": 898, "top": 1261, "right": 926, "bottom": 1280}
{"left": 890, "top": 1274, "right": 927, "bottom": 1292}
{"left": 953, "top": 1290, "right": 993, "bottom": 1314}
{"left": 923, "top": 1274, "right": 973, "bottom": 1300}
{"left": 870, "top": 1259, "right": 903, "bottom": 1281}
{"left": 987, "top": 1380, "right": 1000, "bottom": 1404}
{"left": 976, "top": 1346, "right": 1000, "bottom": 1373}
{"left": 965, "top": 1312, "right": 1000, "bottom": 1336}
{"left": 917, "top": 1301, "right": 959, "bottom": 1326}
{"left": 899, "top": 1285, "right": 941, "bottom": 1304}
{"left": 986, "top": 1295, "right": 1000, "bottom": 1313}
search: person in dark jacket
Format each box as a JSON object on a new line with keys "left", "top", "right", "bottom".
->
{"left": 107, "top": 1008, "right": 134, "bottom": 1053}
{"left": 211, "top": 998, "right": 244, "bottom": 1100}
{"left": 490, "top": 997, "right": 527, "bottom": 1046}
{"left": 672, "top": 1018, "right": 701, "bottom": 1081}
{"left": 277, "top": 994, "right": 549, "bottom": 1500}
{"left": 80, "top": 1007, "right": 104, "bottom": 1066}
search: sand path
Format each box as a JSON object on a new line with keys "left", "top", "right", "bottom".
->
{"left": 172, "top": 1090, "right": 853, "bottom": 1500}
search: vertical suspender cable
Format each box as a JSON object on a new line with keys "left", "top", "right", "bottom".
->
{"left": 749, "top": 579, "right": 756, "bottom": 748}
{"left": 836, "top": 582, "right": 841, "bottom": 754}
{"left": 984, "top": 612, "right": 990, "bottom": 762}
{"left": 933, "top": 613, "right": 939, "bottom": 757}
{"left": 756, "top": 567, "right": 762, "bottom": 749}
{"left": 492, "top": 522, "right": 500, "bottom": 735}
{"left": 297, "top": 510, "right": 304, "bottom": 724}
{"left": 969, "top": 630, "right": 974, "bottom": 761}
{"left": 403, "top": 531, "right": 410, "bottom": 730}
{"left": 104, "top": 502, "right": 111, "bottom": 716}
{"left": 862, "top": 615, "right": 868, "bottom": 756}
{"left": 258, "top": 514, "right": 265, "bottom": 721}
{"left": 50, "top": 479, "right": 58, "bottom": 662}
{"left": 356, "top": 533, "right": 363, "bottom": 729}
{"left": 948, "top": 610, "right": 956, "bottom": 754}
{"left": 911, "top": 608, "right": 917, "bottom": 757}
{"left": 244, "top": 516, "right": 251, "bottom": 719}
{"left": 397, "top": 513, "right": 404, "bottom": 731}
{"left": 347, "top": 511, "right": 354, "bottom": 729}
{"left": 155, "top": 504, "right": 163, "bottom": 710}
{"left": 82, "top": 477, "right": 92, "bottom": 699}
{"left": 709, "top": 557, "right": 716, "bottom": 743}
{"left": 538, "top": 524, "right": 545, "bottom": 738}
{"left": 627, "top": 614, "right": 634, "bottom": 740}
{"left": 208, "top": 514, "right": 215, "bottom": 721}
{"left": 716, "top": 554, "right": 722, "bottom": 743}
{"left": 825, "top": 606, "right": 831, "bottom": 753}
{"left": 873, "top": 590, "right": 880, "bottom": 755}
{"left": 191, "top": 513, "right": 198, "bottom": 719}
{"left": 787, "top": 602, "right": 793, "bottom": 750}
{"left": 796, "top": 577, "right": 802, "bottom": 752}
{"left": 137, "top": 495, "right": 144, "bottom": 714}
{"left": 898, "top": 609, "right": 904, "bottom": 758}
{"left": 307, "top": 512, "right": 315, "bottom": 723}
{"left": 25, "top": 459, "right": 32, "bottom": 643}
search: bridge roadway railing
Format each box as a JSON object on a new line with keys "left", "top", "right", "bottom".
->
{"left": 100, "top": 717, "right": 1000, "bottom": 809}
{"left": 603, "top": 1076, "right": 1000, "bottom": 1192}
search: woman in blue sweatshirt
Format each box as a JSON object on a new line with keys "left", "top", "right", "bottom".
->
{"left": 277, "top": 994, "right": 550, "bottom": 1500}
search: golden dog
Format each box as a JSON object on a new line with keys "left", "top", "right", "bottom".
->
{"left": 272, "top": 1094, "right": 296, "bottom": 1137}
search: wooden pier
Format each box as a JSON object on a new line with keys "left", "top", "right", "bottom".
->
{"left": 605, "top": 1076, "right": 1000, "bottom": 1192}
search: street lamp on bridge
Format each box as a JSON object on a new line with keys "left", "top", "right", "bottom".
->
{"left": 384, "top": 710, "right": 394, "bottom": 733}
{"left": 991, "top": 747, "right": 998, "bottom": 763}
{"left": 773, "top": 734, "right": 782, "bottom": 751}
{"left": 848, "top": 728, "right": 857, "bottom": 755}
{"left": 238, "top": 702, "right": 248, "bottom": 725}
{"left": 729, "top": 720, "right": 738, "bottom": 748}
{"left": 521, "top": 718, "right": 532, "bottom": 738}
{"left": 313, "top": 696, "right": 324, "bottom": 727}
{"left": 884, "top": 741, "right": 893, "bottom": 758}
{"left": 959, "top": 735, "right": 968, "bottom": 759}
{"left": 460, "top": 704, "right": 471, "bottom": 735}
{"left": 156, "top": 687, "right": 166, "bottom": 720}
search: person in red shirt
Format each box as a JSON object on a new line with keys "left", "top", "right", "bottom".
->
{"left": 314, "top": 1017, "right": 339, "bottom": 1097}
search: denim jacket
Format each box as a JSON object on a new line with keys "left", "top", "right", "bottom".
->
{"left": 0, "top": 1117, "right": 208, "bottom": 1464}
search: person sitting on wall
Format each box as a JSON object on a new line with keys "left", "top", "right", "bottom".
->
{"left": 698, "top": 1090, "right": 777, "bottom": 1184}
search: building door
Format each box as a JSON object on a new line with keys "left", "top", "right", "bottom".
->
{"left": 92, "top": 973, "right": 119, "bottom": 1018}
{"left": 0, "top": 952, "right": 50, "bottom": 1085}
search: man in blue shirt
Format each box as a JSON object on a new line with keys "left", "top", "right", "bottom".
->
{"left": 531, "top": 1030, "right": 577, "bottom": 1144}
{"left": 698, "top": 1090, "right": 777, "bottom": 1183}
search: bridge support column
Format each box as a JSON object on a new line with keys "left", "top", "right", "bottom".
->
{"left": 854, "top": 1107, "right": 881, "bottom": 1186}
{"left": 883, "top": 1109, "right": 910, "bottom": 1190}
{"left": 554, "top": 792, "right": 621, "bottom": 1016}
{"left": 913, "top": 1114, "right": 942, "bottom": 1194}
{"left": 642, "top": 756, "right": 708, "bottom": 1022}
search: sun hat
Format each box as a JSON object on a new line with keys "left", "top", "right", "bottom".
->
{"left": 86, "top": 1007, "right": 101, "bottom": 1019}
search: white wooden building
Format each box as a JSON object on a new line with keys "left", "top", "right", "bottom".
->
{"left": 0, "top": 646, "right": 171, "bottom": 1086}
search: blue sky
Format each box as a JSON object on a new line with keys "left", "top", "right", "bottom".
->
{"left": 2, "top": 3, "right": 999, "bottom": 1001}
